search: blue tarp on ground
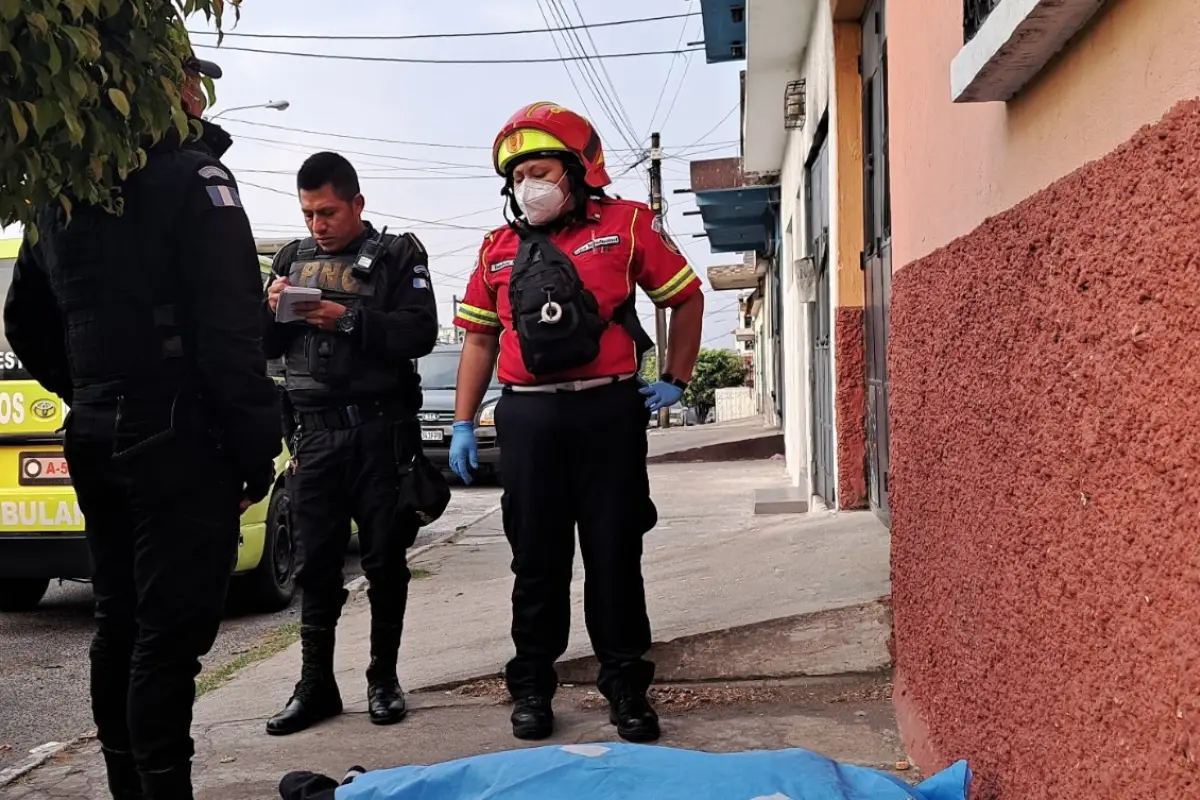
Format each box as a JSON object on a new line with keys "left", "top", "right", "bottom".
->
{"left": 335, "top": 743, "right": 971, "bottom": 799}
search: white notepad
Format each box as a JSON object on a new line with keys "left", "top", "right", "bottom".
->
{"left": 275, "top": 286, "right": 322, "bottom": 324}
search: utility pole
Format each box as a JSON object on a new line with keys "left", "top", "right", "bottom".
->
{"left": 649, "top": 132, "right": 670, "bottom": 429}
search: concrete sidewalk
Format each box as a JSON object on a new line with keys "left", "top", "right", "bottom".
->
{"left": 1, "top": 460, "right": 895, "bottom": 799}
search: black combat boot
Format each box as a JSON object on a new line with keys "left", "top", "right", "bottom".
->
{"left": 138, "top": 764, "right": 192, "bottom": 800}
{"left": 266, "top": 625, "right": 343, "bottom": 736}
{"left": 608, "top": 688, "right": 660, "bottom": 743}
{"left": 365, "top": 620, "right": 407, "bottom": 725}
{"left": 510, "top": 696, "right": 554, "bottom": 740}
{"left": 101, "top": 747, "right": 145, "bottom": 800}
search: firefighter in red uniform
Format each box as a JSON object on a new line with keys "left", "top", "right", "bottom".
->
{"left": 450, "top": 103, "right": 705, "bottom": 743}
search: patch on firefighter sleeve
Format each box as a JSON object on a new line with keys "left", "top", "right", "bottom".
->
{"left": 651, "top": 214, "right": 681, "bottom": 256}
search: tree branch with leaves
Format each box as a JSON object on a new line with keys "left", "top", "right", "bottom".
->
{"left": 0, "top": 0, "right": 240, "bottom": 240}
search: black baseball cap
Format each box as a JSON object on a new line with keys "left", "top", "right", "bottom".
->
{"left": 184, "top": 55, "right": 223, "bottom": 80}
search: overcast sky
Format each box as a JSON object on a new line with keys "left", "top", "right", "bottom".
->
{"left": 10, "top": 0, "right": 747, "bottom": 347}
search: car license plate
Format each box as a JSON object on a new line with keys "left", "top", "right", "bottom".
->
{"left": 19, "top": 452, "right": 72, "bottom": 486}
{"left": 421, "top": 428, "right": 444, "bottom": 444}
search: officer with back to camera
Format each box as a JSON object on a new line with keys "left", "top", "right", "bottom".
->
{"left": 261, "top": 151, "right": 440, "bottom": 736}
{"left": 4, "top": 55, "right": 281, "bottom": 800}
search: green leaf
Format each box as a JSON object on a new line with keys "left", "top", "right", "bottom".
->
{"left": 62, "top": 0, "right": 86, "bottom": 20}
{"left": 107, "top": 88, "right": 131, "bottom": 118}
{"left": 61, "top": 26, "right": 90, "bottom": 58}
{"left": 46, "top": 39, "right": 61, "bottom": 76}
{"left": 7, "top": 99, "right": 28, "bottom": 144}
{"left": 25, "top": 11, "right": 49, "bottom": 37}
{"left": 59, "top": 194, "right": 73, "bottom": 218}
{"left": 202, "top": 75, "right": 217, "bottom": 109}
{"left": 0, "top": 0, "right": 19, "bottom": 23}
{"left": 32, "top": 98, "right": 63, "bottom": 137}
{"left": 63, "top": 110, "right": 85, "bottom": 145}
{"left": 69, "top": 69, "right": 88, "bottom": 98}
{"left": 170, "top": 104, "right": 188, "bottom": 140}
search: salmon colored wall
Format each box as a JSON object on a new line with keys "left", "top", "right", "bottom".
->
{"left": 888, "top": 0, "right": 1200, "bottom": 269}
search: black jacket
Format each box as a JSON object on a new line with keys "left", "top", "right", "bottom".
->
{"left": 3, "top": 120, "right": 281, "bottom": 478}
{"left": 262, "top": 222, "right": 439, "bottom": 411}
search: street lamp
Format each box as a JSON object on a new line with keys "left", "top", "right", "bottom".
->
{"left": 207, "top": 100, "right": 290, "bottom": 120}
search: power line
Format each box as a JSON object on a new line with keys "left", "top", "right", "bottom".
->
{"left": 188, "top": 12, "right": 698, "bottom": 41}
{"left": 219, "top": 118, "right": 737, "bottom": 155}
{"left": 563, "top": 0, "right": 642, "bottom": 147}
{"left": 237, "top": 179, "right": 494, "bottom": 232}
{"left": 645, "top": 0, "right": 695, "bottom": 137}
{"left": 537, "top": 0, "right": 642, "bottom": 155}
{"left": 193, "top": 43, "right": 703, "bottom": 65}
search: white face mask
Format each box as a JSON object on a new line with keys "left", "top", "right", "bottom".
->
{"left": 514, "top": 175, "right": 568, "bottom": 225}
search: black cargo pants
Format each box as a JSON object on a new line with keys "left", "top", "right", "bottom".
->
{"left": 64, "top": 411, "right": 244, "bottom": 774}
{"left": 495, "top": 378, "right": 657, "bottom": 702}
{"left": 290, "top": 412, "right": 419, "bottom": 631}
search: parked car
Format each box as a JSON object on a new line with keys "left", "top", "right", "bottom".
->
{"left": 416, "top": 344, "right": 502, "bottom": 481}
{"left": 0, "top": 243, "right": 297, "bottom": 613}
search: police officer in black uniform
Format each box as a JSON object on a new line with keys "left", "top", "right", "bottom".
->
{"left": 3, "top": 56, "right": 281, "bottom": 800}
{"left": 262, "top": 152, "right": 439, "bottom": 736}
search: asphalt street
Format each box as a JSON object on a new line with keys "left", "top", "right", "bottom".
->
{"left": 0, "top": 483, "right": 501, "bottom": 771}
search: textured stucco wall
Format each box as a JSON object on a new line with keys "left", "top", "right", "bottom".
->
{"left": 835, "top": 307, "right": 866, "bottom": 509}
{"left": 888, "top": 0, "right": 1200, "bottom": 269}
{"left": 890, "top": 100, "right": 1200, "bottom": 799}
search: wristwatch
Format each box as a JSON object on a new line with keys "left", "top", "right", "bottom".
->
{"left": 660, "top": 372, "right": 689, "bottom": 391}
{"left": 335, "top": 307, "right": 361, "bottom": 336}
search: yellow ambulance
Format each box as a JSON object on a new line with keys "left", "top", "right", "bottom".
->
{"left": 0, "top": 238, "right": 296, "bottom": 612}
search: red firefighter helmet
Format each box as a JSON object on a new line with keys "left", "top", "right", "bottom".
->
{"left": 492, "top": 102, "right": 611, "bottom": 189}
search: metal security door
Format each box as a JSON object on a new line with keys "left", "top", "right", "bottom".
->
{"left": 862, "top": 0, "right": 893, "bottom": 525}
{"left": 806, "top": 127, "right": 836, "bottom": 507}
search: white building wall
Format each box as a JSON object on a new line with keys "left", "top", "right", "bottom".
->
{"left": 714, "top": 387, "right": 757, "bottom": 422}
{"left": 771, "top": 0, "right": 835, "bottom": 492}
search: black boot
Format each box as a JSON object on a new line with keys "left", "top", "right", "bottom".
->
{"left": 365, "top": 620, "right": 407, "bottom": 725}
{"left": 101, "top": 747, "right": 145, "bottom": 800}
{"left": 510, "top": 696, "right": 554, "bottom": 740}
{"left": 138, "top": 764, "right": 192, "bottom": 800}
{"left": 609, "top": 689, "right": 660, "bottom": 743}
{"left": 266, "top": 625, "right": 343, "bottom": 736}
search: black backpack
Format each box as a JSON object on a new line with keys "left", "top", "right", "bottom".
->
{"left": 508, "top": 225, "right": 653, "bottom": 377}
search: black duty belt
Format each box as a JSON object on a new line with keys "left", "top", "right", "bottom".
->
{"left": 295, "top": 401, "right": 405, "bottom": 431}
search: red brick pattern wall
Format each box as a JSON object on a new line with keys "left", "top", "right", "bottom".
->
{"left": 889, "top": 100, "right": 1200, "bottom": 799}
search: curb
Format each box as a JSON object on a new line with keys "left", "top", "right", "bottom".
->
{"left": 344, "top": 503, "right": 500, "bottom": 594}
{"left": 0, "top": 736, "right": 91, "bottom": 789}
{"left": 0, "top": 505, "right": 502, "bottom": 790}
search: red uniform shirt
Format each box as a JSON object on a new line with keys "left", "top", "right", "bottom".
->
{"left": 454, "top": 198, "right": 702, "bottom": 386}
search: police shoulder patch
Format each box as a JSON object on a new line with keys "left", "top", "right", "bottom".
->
{"left": 205, "top": 185, "right": 243, "bottom": 209}
{"left": 197, "top": 165, "right": 230, "bottom": 181}
{"left": 413, "top": 277, "right": 430, "bottom": 290}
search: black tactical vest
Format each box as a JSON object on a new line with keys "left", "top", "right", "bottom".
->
{"left": 282, "top": 238, "right": 401, "bottom": 403}
{"left": 41, "top": 160, "right": 192, "bottom": 406}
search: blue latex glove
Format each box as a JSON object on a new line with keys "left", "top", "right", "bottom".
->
{"left": 639, "top": 380, "right": 684, "bottom": 412}
{"left": 449, "top": 421, "right": 478, "bottom": 484}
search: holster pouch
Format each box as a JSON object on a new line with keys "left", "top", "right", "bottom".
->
{"left": 392, "top": 420, "right": 450, "bottom": 529}
{"left": 304, "top": 330, "right": 355, "bottom": 389}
